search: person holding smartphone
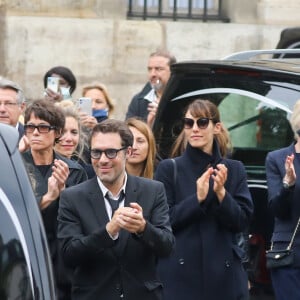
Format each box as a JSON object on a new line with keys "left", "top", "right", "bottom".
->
{"left": 43, "top": 66, "right": 76, "bottom": 102}
{"left": 78, "top": 83, "right": 115, "bottom": 129}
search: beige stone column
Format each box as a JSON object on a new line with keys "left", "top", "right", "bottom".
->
{"left": 0, "top": 0, "right": 6, "bottom": 76}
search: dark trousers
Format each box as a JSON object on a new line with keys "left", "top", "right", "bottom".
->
{"left": 271, "top": 267, "right": 300, "bottom": 300}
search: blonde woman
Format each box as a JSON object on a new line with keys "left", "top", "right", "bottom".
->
{"left": 80, "top": 83, "right": 115, "bottom": 129}
{"left": 54, "top": 106, "right": 95, "bottom": 178}
{"left": 125, "top": 118, "right": 156, "bottom": 179}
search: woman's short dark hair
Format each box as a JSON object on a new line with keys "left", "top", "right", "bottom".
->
{"left": 24, "top": 99, "right": 65, "bottom": 138}
{"left": 43, "top": 66, "right": 77, "bottom": 94}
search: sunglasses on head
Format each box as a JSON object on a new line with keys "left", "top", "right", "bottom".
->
{"left": 183, "top": 117, "right": 212, "bottom": 129}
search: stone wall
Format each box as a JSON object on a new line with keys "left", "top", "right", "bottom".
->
{"left": 0, "top": 2, "right": 7, "bottom": 76}
{"left": 257, "top": 0, "right": 300, "bottom": 25}
{"left": 4, "top": 0, "right": 126, "bottom": 18}
{"left": 1, "top": 1, "right": 299, "bottom": 119}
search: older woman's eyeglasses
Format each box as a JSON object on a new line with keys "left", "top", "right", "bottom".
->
{"left": 90, "top": 147, "right": 127, "bottom": 159}
{"left": 24, "top": 124, "right": 56, "bottom": 133}
{"left": 183, "top": 117, "right": 212, "bottom": 129}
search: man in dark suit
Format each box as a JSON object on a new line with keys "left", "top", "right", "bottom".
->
{"left": 125, "top": 49, "right": 176, "bottom": 127}
{"left": 57, "top": 119, "right": 175, "bottom": 300}
{"left": 0, "top": 77, "right": 26, "bottom": 140}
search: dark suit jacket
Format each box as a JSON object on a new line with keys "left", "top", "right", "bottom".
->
{"left": 57, "top": 175, "right": 175, "bottom": 300}
{"left": 266, "top": 142, "right": 300, "bottom": 267}
{"left": 125, "top": 82, "right": 152, "bottom": 121}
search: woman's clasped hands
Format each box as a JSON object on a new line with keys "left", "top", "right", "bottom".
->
{"left": 196, "top": 163, "right": 227, "bottom": 203}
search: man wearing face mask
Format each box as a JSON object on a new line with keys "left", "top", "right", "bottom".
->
{"left": 125, "top": 49, "right": 176, "bottom": 127}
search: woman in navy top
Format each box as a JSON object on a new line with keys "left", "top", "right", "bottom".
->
{"left": 155, "top": 99, "right": 253, "bottom": 300}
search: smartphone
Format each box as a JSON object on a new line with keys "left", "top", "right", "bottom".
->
{"left": 47, "top": 77, "right": 59, "bottom": 93}
{"left": 76, "top": 97, "right": 92, "bottom": 115}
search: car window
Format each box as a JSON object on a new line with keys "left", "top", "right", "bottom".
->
{"left": 217, "top": 91, "right": 292, "bottom": 150}
{"left": 172, "top": 87, "right": 293, "bottom": 150}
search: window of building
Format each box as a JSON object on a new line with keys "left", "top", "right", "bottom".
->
{"left": 128, "top": 0, "right": 229, "bottom": 22}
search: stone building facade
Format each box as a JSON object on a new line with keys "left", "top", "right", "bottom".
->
{"left": 1, "top": 0, "right": 299, "bottom": 118}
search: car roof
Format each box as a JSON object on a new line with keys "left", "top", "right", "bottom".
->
{"left": 172, "top": 49, "right": 300, "bottom": 75}
{"left": 171, "top": 59, "right": 300, "bottom": 75}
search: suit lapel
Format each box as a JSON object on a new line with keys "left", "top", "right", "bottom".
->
{"left": 115, "top": 175, "right": 139, "bottom": 256}
{"left": 124, "top": 175, "right": 139, "bottom": 206}
{"left": 87, "top": 177, "right": 110, "bottom": 225}
{"left": 87, "top": 176, "right": 141, "bottom": 256}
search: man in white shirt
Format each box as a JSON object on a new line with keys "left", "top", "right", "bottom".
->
{"left": 57, "top": 119, "right": 175, "bottom": 300}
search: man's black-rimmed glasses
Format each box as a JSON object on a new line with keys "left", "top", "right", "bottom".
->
{"left": 91, "top": 147, "right": 127, "bottom": 160}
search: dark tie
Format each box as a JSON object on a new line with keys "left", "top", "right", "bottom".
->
{"left": 105, "top": 191, "right": 125, "bottom": 217}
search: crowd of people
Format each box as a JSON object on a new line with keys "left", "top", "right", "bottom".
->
{"left": 0, "top": 47, "right": 299, "bottom": 300}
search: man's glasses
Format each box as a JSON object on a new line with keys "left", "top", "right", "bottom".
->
{"left": 183, "top": 117, "right": 212, "bottom": 129}
{"left": 90, "top": 147, "right": 127, "bottom": 160}
{"left": 24, "top": 124, "right": 56, "bottom": 133}
{"left": 0, "top": 101, "right": 18, "bottom": 108}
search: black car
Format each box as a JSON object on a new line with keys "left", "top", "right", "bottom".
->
{"left": 274, "top": 27, "right": 300, "bottom": 58}
{"left": 0, "top": 123, "right": 55, "bottom": 299}
{"left": 152, "top": 49, "right": 300, "bottom": 299}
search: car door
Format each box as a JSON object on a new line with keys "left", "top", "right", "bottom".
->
{"left": 0, "top": 123, "right": 56, "bottom": 299}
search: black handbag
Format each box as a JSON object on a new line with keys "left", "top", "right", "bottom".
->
{"left": 266, "top": 217, "right": 300, "bottom": 269}
{"left": 265, "top": 249, "right": 293, "bottom": 269}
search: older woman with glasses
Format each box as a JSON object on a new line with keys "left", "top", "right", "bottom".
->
{"left": 155, "top": 99, "right": 253, "bottom": 300}
{"left": 21, "top": 99, "right": 87, "bottom": 300}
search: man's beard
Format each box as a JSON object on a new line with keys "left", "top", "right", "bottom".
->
{"left": 152, "top": 79, "right": 164, "bottom": 92}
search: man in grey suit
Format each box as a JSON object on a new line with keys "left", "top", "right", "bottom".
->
{"left": 57, "top": 119, "right": 175, "bottom": 300}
